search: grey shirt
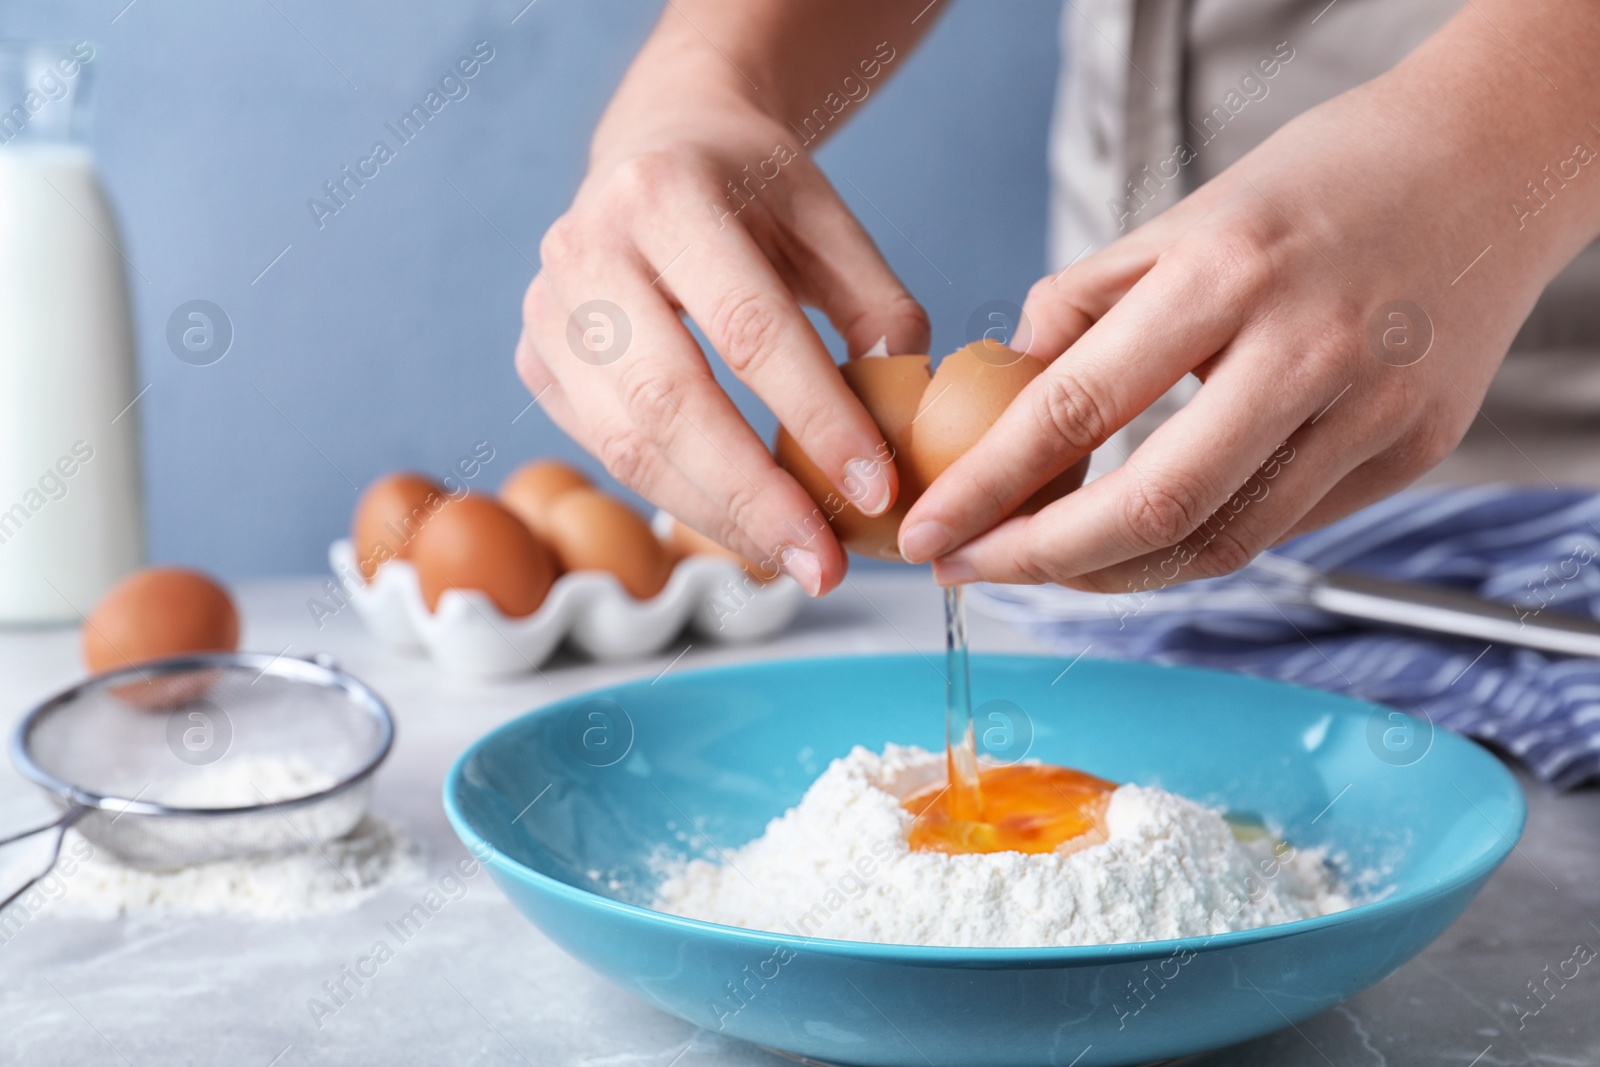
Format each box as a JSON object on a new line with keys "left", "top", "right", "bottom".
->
{"left": 1050, "top": 0, "right": 1596, "bottom": 343}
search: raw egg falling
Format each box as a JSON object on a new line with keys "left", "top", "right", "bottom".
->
{"left": 775, "top": 339, "right": 1114, "bottom": 855}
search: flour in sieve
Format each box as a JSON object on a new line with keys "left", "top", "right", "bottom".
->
{"left": 144, "top": 753, "right": 338, "bottom": 807}
{"left": 652, "top": 745, "right": 1351, "bottom": 947}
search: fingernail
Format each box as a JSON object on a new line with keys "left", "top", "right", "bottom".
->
{"left": 844, "top": 456, "right": 893, "bottom": 517}
{"left": 899, "top": 520, "right": 952, "bottom": 563}
{"left": 932, "top": 555, "right": 979, "bottom": 586}
{"left": 780, "top": 545, "right": 823, "bottom": 596}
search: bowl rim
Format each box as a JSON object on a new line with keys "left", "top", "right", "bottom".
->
{"left": 442, "top": 652, "right": 1527, "bottom": 965}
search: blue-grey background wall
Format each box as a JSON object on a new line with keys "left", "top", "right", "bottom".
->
{"left": 5, "top": 0, "right": 1063, "bottom": 578}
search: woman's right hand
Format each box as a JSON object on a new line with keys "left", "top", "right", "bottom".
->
{"left": 515, "top": 59, "right": 928, "bottom": 597}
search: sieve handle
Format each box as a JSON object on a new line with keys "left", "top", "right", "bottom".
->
{"left": 0, "top": 806, "right": 87, "bottom": 913}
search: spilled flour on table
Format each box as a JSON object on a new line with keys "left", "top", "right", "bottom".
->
{"left": 5, "top": 756, "right": 422, "bottom": 922}
{"left": 653, "top": 745, "right": 1351, "bottom": 947}
{"left": 42, "top": 816, "right": 423, "bottom": 921}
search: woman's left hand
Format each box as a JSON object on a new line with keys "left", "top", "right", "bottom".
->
{"left": 898, "top": 4, "right": 1600, "bottom": 594}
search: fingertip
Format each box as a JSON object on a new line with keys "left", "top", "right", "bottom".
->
{"left": 779, "top": 545, "right": 823, "bottom": 597}
{"left": 886, "top": 296, "right": 932, "bottom": 356}
{"left": 769, "top": 514, "right": 848, "bottom": 597}
{"left": 931, "top": 555, "right": 979, "bottom": 587}
{"left": 815, "top": 552, "right": 849, "bottom": 597}
{"left": 844, "top": 454, "right": 895, "bottom": 517}
{"left": 1014, "top": 263, "right": 1108, "bottom": 362}
{"left": 855, "top": 335, "right": 890, "bottom": 359}
{"left": 843, "top": 295, "right": 931, "bottom": 360}
{"left": 898, "top": 519, "right": 952, "bottom": 565}
{"left": 818, "top": 524, "right": 851, "bottom": 596}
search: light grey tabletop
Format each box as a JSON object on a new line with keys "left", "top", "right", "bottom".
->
{"left": 0, "top": 572, "right": 1595, "bottom": 1067}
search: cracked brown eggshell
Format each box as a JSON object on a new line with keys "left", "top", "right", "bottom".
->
{"left": 774, "top": 342, "right": 1088, "bottom": 562}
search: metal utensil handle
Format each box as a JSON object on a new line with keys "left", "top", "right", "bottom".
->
{"left": 1311, "top": 570, "right": 1600, "bottom": 658}
{"left": 0, "top": 806, "right": 87, "bottom": 913}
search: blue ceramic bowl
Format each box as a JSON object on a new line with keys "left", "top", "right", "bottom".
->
{"left": 443, "top": 654, "right": 1523, "bottom": 1067}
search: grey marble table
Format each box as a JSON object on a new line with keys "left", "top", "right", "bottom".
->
{"left": 0, "top": 572, "right": 1594, "bottom": 1067}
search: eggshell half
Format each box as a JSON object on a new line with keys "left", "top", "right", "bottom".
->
{"left": 905, "top": 341, "right": 1048, "bottom": 487}
{"left": 774, "top": 354, "right": 931, "bottom": 560}
{"left": 773, "top": 342, "right": 1087, "bottom": 562}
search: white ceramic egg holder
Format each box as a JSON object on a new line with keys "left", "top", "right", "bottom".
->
{"left": 327, "top": 515, "right": 803, "bottom": 679}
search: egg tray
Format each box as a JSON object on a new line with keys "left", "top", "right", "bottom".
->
{"left": 327, "top": 523, "right": 803, "bottom": 680}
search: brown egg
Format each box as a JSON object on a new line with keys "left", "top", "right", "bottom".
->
{"left": 775, "top": 355, "right": 931, "bottom": 560}
{"left": 500, "top": 460, "right": 590, "bottom": 539}
{"left": 84, "top": 567, "right": 240, "bottom": 675}
{"left": 661, "top": 517, "right": 776, "bottom": 584}
{"left": 774, "top": 342, "right": 1087, "bottom": 561}
{"left": 543, "top": 488, "right": 674, "bottom": 599}
{"left": 412, "top": 494, "right": 557, "bottom": 617}
{"left": 352, "top": 472, "right": 449, "bottom": 581}
{"left": 904, "top": 341, "right": 1048, "bottom": 487}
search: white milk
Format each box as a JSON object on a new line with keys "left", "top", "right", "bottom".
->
{"left": 0, "top": 140, "right": 144, "bottom": 624}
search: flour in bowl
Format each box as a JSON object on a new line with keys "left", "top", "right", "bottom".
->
{"left": 652, "top": 745, "right": 1350, "bottom": 947}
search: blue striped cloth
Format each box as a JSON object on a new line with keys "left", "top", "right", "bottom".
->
{"left": 974, "top": 487, "right": 1600, "bottom": 789}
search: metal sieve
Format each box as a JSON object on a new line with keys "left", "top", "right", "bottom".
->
{"left": 1, "top": 651, "right": 394, "bottom": 910}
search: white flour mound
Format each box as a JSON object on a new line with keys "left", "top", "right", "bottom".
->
{"left": 653, "top": 745, "right": 1351, "bottom": 947}
{"left": 42, "top": 816, "right": 423, "bottom": 921}
{"left": 6, "top": 755, "right": 424, "bottom": 922}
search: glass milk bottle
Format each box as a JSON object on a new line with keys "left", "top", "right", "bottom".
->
{"left": 0, "top": 41, "right": 144, "bottom": 624}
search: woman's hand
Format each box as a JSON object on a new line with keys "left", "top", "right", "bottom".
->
{"left": 515, "top": 6, "right": 932, "bottom": 596}
{"left": 900, "top": 2, "right": 1600, "bottom": 594}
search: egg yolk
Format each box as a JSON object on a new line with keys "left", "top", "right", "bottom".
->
{"left": 903, "top": 763, "right": 1118, "bottom": 855}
